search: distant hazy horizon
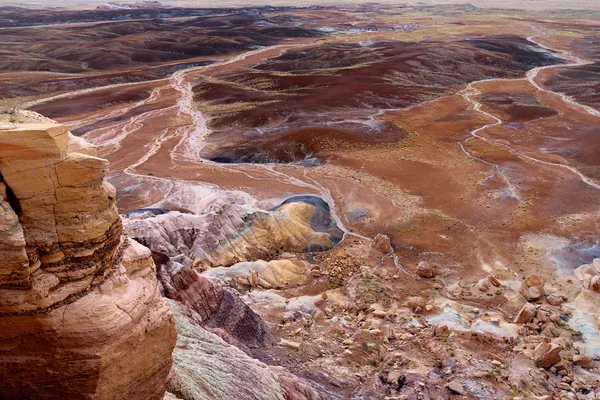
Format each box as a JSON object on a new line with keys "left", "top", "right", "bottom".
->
{"left": 4, "top": 0, "right": 600, "bottom": 11}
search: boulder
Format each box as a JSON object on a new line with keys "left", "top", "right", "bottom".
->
{"left": 372, "top": 233, "right": 392, "bottom": 253}
{"left": 520, "top": 274, "right": 545, "bottom": 301}
{"left": 574, "top": 261, "right": 600, "bottom": 292}
{"left": 533, "top": 341, "right": 562, "bottom": 368}
{"left": 514, "top": 302, "right": 537, "bottom": 324}
{"left": 416, "top": 261, "right": 435, "bottom": 278}
{"left": 546, "top": 293, "right": 564, "bottom": 306}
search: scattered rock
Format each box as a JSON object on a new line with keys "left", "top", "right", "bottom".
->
{"left": 533, "top": 341, "right": 562, "bottom": 368}
{"left": 416, "top": 261, "right": 435, "bottom": 278}
{"left": 387, "top": 370, "right": 404, "bottom": 387}
{"left": 520, "top": 274, "right": 546, "bottom": 301}
{"left": 478, "top": 278, "right": 491, "bottom": 292}
{"left": 446, "top": 379, "right": 466, "bottom": 395}
{"left": 546, "top": 293, "right": 564, "bottom": 306}
{"left": 514, "top": 302, "right": 537, "bottom": 324}
{"left": 406, "top": 296, "right": 425, "bottom": 311}
{"left": 488, "top": 275, "right": 501, "bottom": 287}
{"left": 280, "top": 339, "right": 302, "bottom": 351}
{"left": 575, "top": 260, "right": 600, "bottom": 293}
{"left": 310, "top": 265, "right": 322, "bottom": 278}
{"left": 573, "top": 355, "right": 594, "bottom": 369}
{"left": 373, "top": 234, "right": 392, "bottom": 253}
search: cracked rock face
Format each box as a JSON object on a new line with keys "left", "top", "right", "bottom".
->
{"left": 0, "top": 124, "right": 176, "bottom": 399}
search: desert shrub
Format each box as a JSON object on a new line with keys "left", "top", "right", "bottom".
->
{"left": 0, "top": 97, "right": 25, "bottom": 114}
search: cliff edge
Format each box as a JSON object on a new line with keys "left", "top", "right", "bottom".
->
{"left": 0, "top": 122, "right": 176, "bottom": 399}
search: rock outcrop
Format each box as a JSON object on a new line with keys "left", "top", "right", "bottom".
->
{"left": 203, "top": 258, "right": 313, "bottom": 290}
{"left": 123, "top": 195, "right": 343, "bottom": 269}
{"left": 167, "top": 300, "right": 323, "bottom": 400}
{"left": 157, "top": 259, "right": 273, "bottom": 349}
{"left": 0, "top": 123, "right": 176, "bottom": 399}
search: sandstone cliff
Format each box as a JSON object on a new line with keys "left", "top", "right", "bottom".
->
{"left": 0, "top": 123, "right": 176, "bottom": 399}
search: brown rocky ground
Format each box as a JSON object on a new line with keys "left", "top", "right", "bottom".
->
{"left": 1, "top": 3, "right": 600, "bottom": 400}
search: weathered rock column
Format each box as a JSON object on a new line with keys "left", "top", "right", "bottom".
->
{"left": 0, "top": 123, "right": 176, "bottom": 399}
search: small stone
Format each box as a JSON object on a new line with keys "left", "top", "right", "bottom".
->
{"left": 312, "top": 309, "right": 325, "bottom": 323}
{"left": 488, "top": 275, "right": 501, "bottom": 287}
{"left": 478, "top": 278, "right": 491, "bottom": 292}
{"left": 372, "top": 309, "right": 388, "bottom": 319}
{"left": 573, "top": 354, "right": 594, "bottom": 369}
{"left": 425, "top": 305, "right": 433, "bottom": 311}
{"left": 558, "top": 382, "right": 571, "bottom": 391}
{"left": 381, "top": 324, "right": 393, "bottom": 339}
{"left": 310, "top": 267, "right": 322, "bottom": 278}
{"left": 407, "top": 297, "right": 425, "bottom": 311}
{"left": 446, "top": 379, "right": 466, "bottom": 395}
{"left": 387, "top": 370, "right": 403, "bottom": 385}
{"left": 435, "top": 325, "right": 450, "bottom": 335}
{"left": 553, "top": 359, "right": 569, "bottom": 373}
{"left": 279, "top": 339, "right": 302, "bottom": 351}
{"left": 546, "top": 293, "right": 564, "bottom": 306}
{"left": 536, "top": 309, "right": 548, "bottom": 323}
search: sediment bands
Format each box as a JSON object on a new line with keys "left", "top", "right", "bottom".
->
{"left": 0, "top": 123, "right": 176, "bottom": 399}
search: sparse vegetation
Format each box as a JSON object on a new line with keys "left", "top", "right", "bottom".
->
{"left": 0, "top": 97, "right": 25, "bottom": 115}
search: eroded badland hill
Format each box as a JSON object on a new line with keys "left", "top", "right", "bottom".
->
{"left": 1, "top": 2, "right": 600, "bottom": 399}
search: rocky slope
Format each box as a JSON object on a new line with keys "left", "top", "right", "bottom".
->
{"left": 0, "top": 121, "right": 176, "bottom": 399}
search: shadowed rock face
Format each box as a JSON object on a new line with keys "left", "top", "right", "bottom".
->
{"left": 123, "top": 196, "right": 343, "bottom": 269}
{"left": 0, "top": 122, "right": 176, "bottom": 400}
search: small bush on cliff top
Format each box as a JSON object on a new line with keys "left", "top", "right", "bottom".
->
{"left": 0, "top": 97, "right": 25, "bottom": 115}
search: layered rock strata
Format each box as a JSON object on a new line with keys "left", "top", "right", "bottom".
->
{"left": 166, "top": 300, "right": 323, "bottom": 400}
{"left": 123, "top": 195, "right": 343, "bottom": 270}
{"left": 157, "top": 258, "right": 273, "bottom": 349}
{"left": 0, "top": 123, "right": 176, "bottom": 399}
